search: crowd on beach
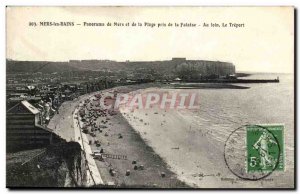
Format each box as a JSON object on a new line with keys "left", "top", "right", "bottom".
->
{"left": 74, "top": 89, "right": 174, "bottom": 185}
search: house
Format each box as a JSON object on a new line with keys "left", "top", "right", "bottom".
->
{"left": 6, "top": 100, "right": 63, "bottom": 152}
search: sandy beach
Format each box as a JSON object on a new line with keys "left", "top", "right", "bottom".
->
{"left": 48, "top": 78, "right": 294, "bottom": 188}
{"left": 48, "top": 85, "right": 188, "bottom": 188}
{"left": 120, "top": 88, "right": 231, "bottom": 188}
{"left": 119, "top": 82, "right": 294, "bottom": 188}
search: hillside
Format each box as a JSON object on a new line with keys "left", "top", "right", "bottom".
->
{"left": 7, "top": 142, "right": 87, "bottom": 187}
{"left": 6, "top": 60, "right": 80, "bottom": 73}
{"left": 7, "top": 59, "right": 235, "bottom": 77}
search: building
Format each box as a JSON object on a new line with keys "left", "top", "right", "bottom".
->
{"left": 6, "top": 100, "right": 63, "bottom": 152}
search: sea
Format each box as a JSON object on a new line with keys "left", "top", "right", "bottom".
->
{"left": 122, "top": 73, "right": 294, "bottom": 188}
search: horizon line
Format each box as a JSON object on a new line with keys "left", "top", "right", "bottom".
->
{"left": 6, "top": 57, "right": 233, "bottom": 63}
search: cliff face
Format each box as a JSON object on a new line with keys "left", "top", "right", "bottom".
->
{"left": 6, "top": 142, "right": 87, "bottom": 187}
{"left": 68, "top": 59, "right": 236, "bottom": 80}
{"left": 71, "top": 59, "right": 235, "bottom": 74}
{"left": 174, "top": 60, "right": 235, "bottom": 80}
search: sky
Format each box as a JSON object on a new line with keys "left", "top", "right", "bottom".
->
{"left": 6, "top": 7, "right": 294, "bottom": 73}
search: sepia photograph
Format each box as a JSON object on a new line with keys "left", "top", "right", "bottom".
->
{"left": 5, "top": 6, "right": 295, "bottom": 189}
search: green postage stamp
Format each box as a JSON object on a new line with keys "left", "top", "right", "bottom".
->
{"left": 246, "top": 125, "right": 284, "bottom": 173}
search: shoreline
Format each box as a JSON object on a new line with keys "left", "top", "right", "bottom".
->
{"left": 83, "top": 86, "right": 189, "bottom": 188}
{"left": 49, "top": 84, "right": 190, "bottom": 188}
{"left": 118, "top": 84, "right": 294, "bottom": 188}
{"left": 47, "top": 81, "right": 293, "bottom": 188}
{"left": 119, "top": 99, "right": 225, "bottom": 188}
{"left": 46, "top": 83, "right": 256, "bottom": 188}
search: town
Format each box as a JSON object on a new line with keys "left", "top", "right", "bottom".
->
{"left": 6, "top": 57, "right": 235, "bottom": 150}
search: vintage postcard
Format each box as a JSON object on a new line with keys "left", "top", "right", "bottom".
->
{"left": 6, "top": 7, "right": 295, "bottom": 189}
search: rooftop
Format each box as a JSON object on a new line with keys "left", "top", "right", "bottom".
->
{"left": 21, "top": 100, "right": 40, "bottom": 114}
